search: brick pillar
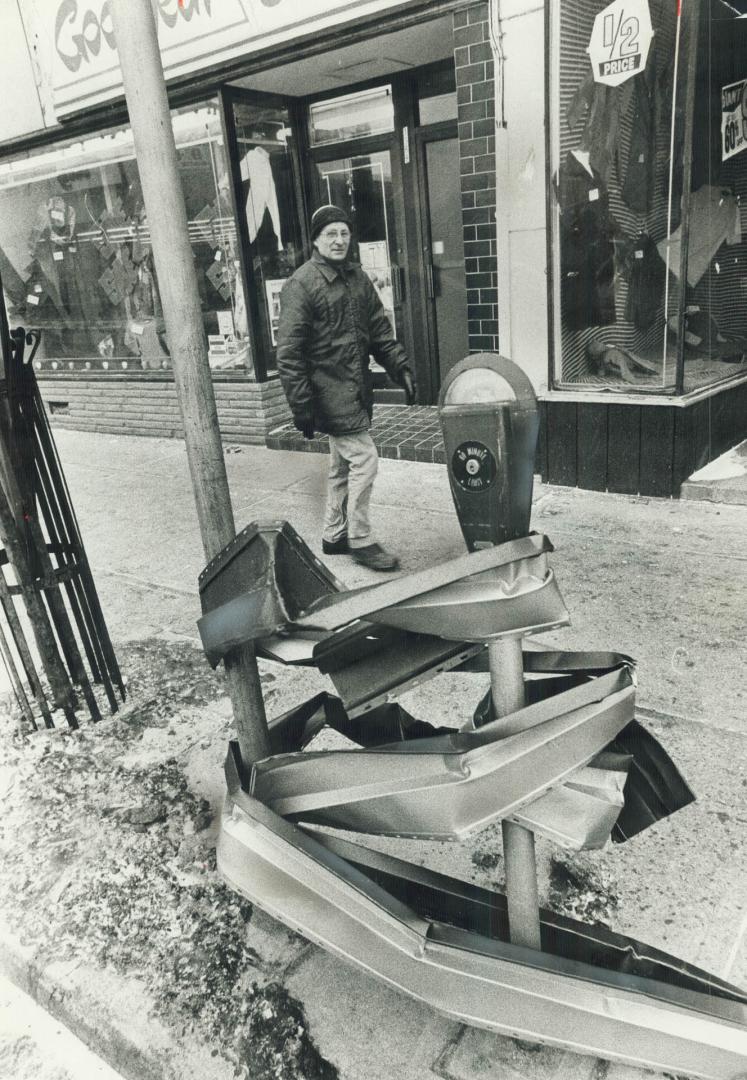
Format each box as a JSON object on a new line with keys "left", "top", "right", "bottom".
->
{"left": 454, "top": 1, "right": 498, "bottom": 353}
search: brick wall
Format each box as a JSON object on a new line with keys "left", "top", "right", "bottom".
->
{"left": 454, "top": 1, "right": 498, "bottom": 354}
{"left": 38, "top": 375, "right": 291, "bottom": 444}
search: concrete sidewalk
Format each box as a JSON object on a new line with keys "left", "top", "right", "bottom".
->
{"left": 0, "top": 429, "right": 746, "bottom": 1080}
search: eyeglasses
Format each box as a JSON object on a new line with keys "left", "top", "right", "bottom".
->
{"left": 318, "top": 228, "right": 351, "bottom": 241}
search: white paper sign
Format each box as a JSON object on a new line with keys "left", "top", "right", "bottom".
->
{"left": 217, "top": 310, "right": 235, "bottom": 338}
{"left": 721, "top": 78, "right": 747, "bottom": 162}
{"left": 587, "top": 0, "right": 654, "bottom": 87}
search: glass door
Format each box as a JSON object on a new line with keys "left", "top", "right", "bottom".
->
{"left": 307, "top": 84, "right": 409, "bottom": 390}
{"left": 314, "top": 150, "right": 403, "bottom": 349}
{"left": 420, "top": 133, "right": 469, "bottom": 385}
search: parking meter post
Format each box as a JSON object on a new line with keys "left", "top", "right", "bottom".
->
{"left": 488, "top": 635, "right": 542, "bottom": 951}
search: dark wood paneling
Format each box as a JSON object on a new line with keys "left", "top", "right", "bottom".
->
{"left": 606, "top": 405, "right": 641, "bottom": 494}
{"left": 720, "top": 380, "right": 747, "bottom": 452}
{"left": 639, "top": 407, "right": 675, "bottom": 497}
{"left": 546, "top": 402, "right": 577, "bottom": 487}
{"left": 672, "top": 405, "right": 695, "bottom": 492}
{"left": 547, "top": 383, "right": 747, "bottom": 496}
{"left": 711, "top": 391, "right": 730, "bottom": 458}
{"left": 691, "top": 399, "right": 711, "bottom": 473}
{"left": 576, "top": 405, "right": 608, "bottom": 491}
{"left": 537, "top": 402, "right": 549, "bottom": 480}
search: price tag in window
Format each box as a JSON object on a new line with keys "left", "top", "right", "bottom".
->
{"left": 26, "top": 294, "right": 40, "bottom": 305}
{"left": 34, "top": 284, "right": 43, "bottom": 293}
{"left": 635, "top": 249, "right": 644, "bottom": 259}
{"left": 129, "top": 321, "right": 145, "bottom": 336}
{"left": 53, "top": 250, "right": 64, "bottom": 261}
{"left": 214, "top": 250, "right": 223, "bottom": 262}
{"left": 50, "top": 209, "right": 66, "bottom": 224}
{"left": 589, "top": 189, "right": 599, "bottom": 202}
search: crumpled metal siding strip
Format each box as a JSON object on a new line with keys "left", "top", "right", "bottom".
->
{"left": 309, "top": 828, "right": 746, "bottom": 1005}
{"left": 200, "top": 522, "right": 744, "bottom": 1074}
{"left": 252, "top": 676, "right": 635, "bottom": 838}
{"left": 219, "top": 752, "right": 747, "bottom": 1080}
{"left": 292, "top": 533, "right": 558, "bottom": 633}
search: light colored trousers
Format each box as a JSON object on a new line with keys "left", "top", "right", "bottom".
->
{"left": 323, "top": 431, "right": 379, "bottom": 549}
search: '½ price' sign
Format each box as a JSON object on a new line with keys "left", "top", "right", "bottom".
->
{"left": 587, "top": 0, "right": 654, "bottom": 87}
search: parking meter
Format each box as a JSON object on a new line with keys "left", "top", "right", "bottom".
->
{"left": 438, "top": 353, "right": 539, "bottom": 551}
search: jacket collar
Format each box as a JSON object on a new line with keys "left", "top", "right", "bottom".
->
{"left": 310, "top": 248, "right": 357, "bottom": 282}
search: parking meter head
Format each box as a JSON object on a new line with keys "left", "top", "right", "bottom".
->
{"left": 438, "top": 354, "right": 539, "bottom": 552}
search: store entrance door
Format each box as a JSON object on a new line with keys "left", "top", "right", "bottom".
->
{"left": 417, "top": 131, "right": 469, "bottom": 390}
{"left": 313, "top": 149, "right": 407, "bottom": 392}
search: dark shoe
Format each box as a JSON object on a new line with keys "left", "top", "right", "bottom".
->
{"left": 322, "top": 536, "right": 349, "bottom": 555}
{"left": 351, "top": 543, "right": 400, "bottom": 572}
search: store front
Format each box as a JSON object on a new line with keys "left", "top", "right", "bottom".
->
{"left": 535, "top": 0, "right": 747, "bottom": 494}
{"left": 0, "top": 0, "right": 496, "bottom": 443}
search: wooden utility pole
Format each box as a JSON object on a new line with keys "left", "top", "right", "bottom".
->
{"left": 110, "top": 0, "right": 271, "bottom": 765}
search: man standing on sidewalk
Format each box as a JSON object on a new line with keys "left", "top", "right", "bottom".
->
{"left": 276, "top": 204, "right": 416, "bottom": 572}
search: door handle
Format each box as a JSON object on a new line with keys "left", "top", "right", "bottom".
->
{"left": 425, "top": 263, "right": 435, "bottom": 299}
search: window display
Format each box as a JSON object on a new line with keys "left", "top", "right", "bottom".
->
{"left": 0, "top": 100, "right": 251, "bottom": 376}
{"left": 230, "top": 98, "right": 303, "bottom": 373}
{"left": 685, "top": 4, "right": 747, "bottom": 376}
{"left": 550, "top": 0, "right": 747, "bottom": 394}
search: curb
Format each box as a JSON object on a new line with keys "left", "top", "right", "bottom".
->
{"left": 0, "top": 921, "right": 234, "bottom": 1080}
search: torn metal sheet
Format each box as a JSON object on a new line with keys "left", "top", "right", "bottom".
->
{"left": 510, "top": 764, "right": 627, "bottom": 850}
{"left": 267, "top": 691, "right": 453, "bottom": 756}
{"left": 292, "top": 533, "right": 563, "bottom": 634}
{"left": 218, "top": 748, "right": 747, "bottom": 1080}
{"left": 198, "top": 520, "right": 342, "bottom": 666}
{"left": 366, "top": 565, "right": 568, "bottom": 642}
{"left": 251, "top": 670, "right": 635, "bottom": 839}
{"left": 198, "top": 523, "right": 566, "bottom": 662}
{"left": 607, "top": 719, "right": 696, "bottom": 841}
{"left": 258, "top": 683, "right": 688, "bottom": 851}
{"left": 315, "top": 626, "right": 484, "bottom": 717}
{"left": 305, "top": 828, "right": 747, "bottom": 1008}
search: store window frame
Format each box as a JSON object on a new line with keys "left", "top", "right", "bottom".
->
{"left": 545, "top": 0, "right": 747, "bottom": 400}
{"left": 0, "top": 81, "right": 313, "bottom": 386}
{"left": 0, "top": 86, "right": 260, "bottom": 383}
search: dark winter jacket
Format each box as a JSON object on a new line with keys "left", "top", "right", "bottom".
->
{"left": 276, "top": 250, "right": 409, "bottom": 435}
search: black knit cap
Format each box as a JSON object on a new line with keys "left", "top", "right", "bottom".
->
{"left": 310, "top": 204, "right": 352, "bottom": 241}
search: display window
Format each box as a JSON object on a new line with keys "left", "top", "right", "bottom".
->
{"left": 0, "top": 99, "right": 251, "bottom": 376}
{"left": 225, "top": 94, "right": 305, "bottom": 373}
{"left": 686, "top": 1, "right": 747, "bottom": 387}
{"left": 548, "top": 0, "right": 747, "bottom": 394}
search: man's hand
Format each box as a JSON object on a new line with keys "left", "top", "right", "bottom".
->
{"left": 399, "top": 369, "right": 417, "bottom": 405}
{"left": 293, "top": 413, "right": 315, "bottom": 440}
